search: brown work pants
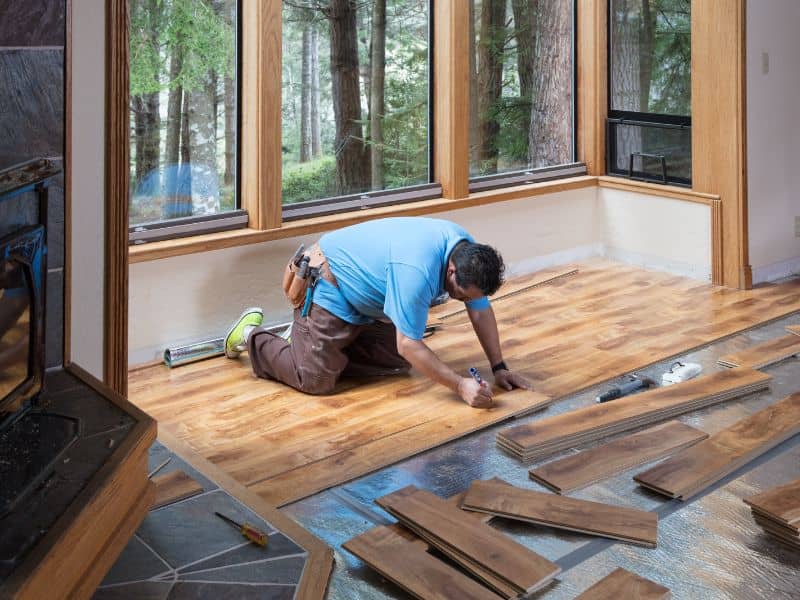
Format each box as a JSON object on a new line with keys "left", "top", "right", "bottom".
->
{"left": 247, "top": 303, "right": 411, "bottom": 395}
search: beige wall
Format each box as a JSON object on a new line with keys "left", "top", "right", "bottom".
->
{"left": 747, "top": 0, "right": 800, "bottom": 283}
{"left": 129, "top": 186, "right": 713, "bottom": 365}
{"left": 70, "top": 0, "right": 106, "bottom": 378}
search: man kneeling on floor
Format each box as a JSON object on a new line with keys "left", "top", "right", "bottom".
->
{"left": 224, "top": 217, "right": 531, "bottom": 407}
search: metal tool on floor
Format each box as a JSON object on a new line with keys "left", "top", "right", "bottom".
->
{"left": 595, "top": 375, "right": 655, "bottom": 403}
{"left": 661, "top": 361, "right": 702, "bottom": 385}
{"left": 215, "top": 511, "right": 269, "bottom": 547}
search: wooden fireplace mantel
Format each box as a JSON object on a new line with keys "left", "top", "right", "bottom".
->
{"left": 0, "top": 364, "right": 156, "bottom": 599}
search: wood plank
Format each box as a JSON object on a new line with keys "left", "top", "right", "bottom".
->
{"left": 575, "top": 568, "right": 670, "bottom": 600}
{"left": 151, "top": 469, "right": 203, "bottom": 509}
{"left": 717, "top": 334, "right": 800, "bottom": 368}
{"left": 498, "top": 369, "right": 770, "bottom": 461}
{"left": 343, "top": 525, "right": 502, "bottom": 600}
{"left": 461, "top": 480, "right": 658, "bottom": 547}
{"left": 744, "top": 477, "right": 800, "bottom": 526}
{"left": 634, "top": 393, "right": 800, "bottom": 500}
{"left": 786, "top": 324, "right": 800, "bottom": 336}
{"left": 529, "top": 421, "right": 708, "bottom": 494}
{"left": 376, "top": 486, "right": 560, "bottom": 595}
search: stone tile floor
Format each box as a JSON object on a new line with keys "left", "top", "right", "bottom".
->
{"left": 93, "top": 442, "right": 307, "bottom": 600}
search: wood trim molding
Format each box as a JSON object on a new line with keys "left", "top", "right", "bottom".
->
{"left": 156, "top": 429, "right": 333, "bottom": 600}
{"left": 433, "top": 0, "right": 469, "bottom": 199}
{"left": 241, "top": 0, "right": 282, "bottom": 230}
{"left": 597, "top": 176, "right": 720, "bottom": 205}
{"left": 576, "top": 0, "right": 607, "bottom": 176}
{"left": 711, "top": 197, "right": 723, "bottom": 286}
{"left": 64, "top": 0, "right": 72, "bottom": 366}
{"left": 129, "top": 176, "right": 597, "bottom": 263}
{"left": 692, "top": 0, "right": 750, "bottom": 288}
{"left": 105, "top": 0, "right": 129, "bottom": 395}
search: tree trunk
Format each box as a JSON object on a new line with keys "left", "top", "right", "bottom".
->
{"left": 369, "top": 0, "right": 386, "bottom": 189}
{"left": 638, "top": 0, "right": 655, "bottom": 112}
{"left": 469, "top": 1, "right": 478, "bottom": 165}
{"left": 512, "top": 0, "right": 536, "bottom": 99}
{"left": 186, "top": 73, "right": 219, "bottom": 215}
{"left": 329, "top": 0, "right": 370, "bottom": 194}
{"left": 310, "top": 25, "right": 322, "bottom": 158}
{"left": 142, "top": 91, "right": 160, "bottom": 178}
{"left": 222, "top": 0, "right": 235, "bottom": 185}
{"left": 133, "top": 95, "right": 146, "bottom": 185}
{"left": 300, "top": 22, "right": 313, "bottom": 162}
{"left": 165, "top": 49, "right": 183, "bottom": 167}
{"left": 528, "top": 0, "right": 572, "bottom": 167}
{"left": 610, "top": 0, "right": 643, "bottom": 166}
{"left": 476, "top": 0, "right": 506, "bottom": 173}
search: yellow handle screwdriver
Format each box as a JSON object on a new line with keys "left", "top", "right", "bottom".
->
{"left": 215, "top": 511, "right": 269, "bottom": 547}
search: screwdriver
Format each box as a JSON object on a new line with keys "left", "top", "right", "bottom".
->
{"left": 215, "top": 511, "right": 269, "bottom": 547}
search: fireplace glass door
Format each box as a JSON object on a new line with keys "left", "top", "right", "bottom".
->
{"left": 0, "top": 260, "right": 30, "bottom": 402}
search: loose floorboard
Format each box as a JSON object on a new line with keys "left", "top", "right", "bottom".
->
{"left": 787, "top": 325, "right": 800, "bottom": 336}
{"left": 528, "top": 421, "right": 708, "bottom": 494}
{"left": 634, "top": 392, "right": 800, "bottom": 500}
{"left": 128, "top": 260, "right": 800, "bottom": 507}
{"left": 744, "top": 477, "right": 800, "bottom": 526}
{"left": 575, "top": 568, "right": 670, "bottom": 600}
{"left": 717, "top": 334, "right": 800, "bottom": 368}
{"left": 461, "top": 479, "right": 658, "bottom": 547}
{"left": 151, "top": 469, "right": 203, "bottom": 509}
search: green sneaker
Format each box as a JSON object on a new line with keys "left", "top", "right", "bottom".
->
{"left": 224, "top": 307, "right": 263, "bottom": 358}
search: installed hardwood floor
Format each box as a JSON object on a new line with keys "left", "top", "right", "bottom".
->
{"left": 128, "top": 260, "right": 800, "bottom": 507}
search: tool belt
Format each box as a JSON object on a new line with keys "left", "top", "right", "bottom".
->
{"left": 282, "top": 243, "right": 338, "bottom": 310}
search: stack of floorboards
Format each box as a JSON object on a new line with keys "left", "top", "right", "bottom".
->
{"left": 575, "top": 568, "right": 670, "bottom": 599}
{"left": 374, "top": 485, "right": 561, "bottom": 598}
{"left": 717, "top": 334, "right": 800, "bottom": 369}
{"left": 634, "top": 392, "right": 800, "bottom": 500}
{"left": 461, "top": 479, "right": 658, "bottom": 547}
{"left": 528, "top": 421, "right": 708, "bottom": 494}
{"left": 744, "top": 477, "right": 800, "bottom": 549}
{"left": 497, "top": 369, "right": 770, "bottom": 462}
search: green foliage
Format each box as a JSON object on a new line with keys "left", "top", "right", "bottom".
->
{"left": 282, "top": 157, "right": 337, "bottom": 205}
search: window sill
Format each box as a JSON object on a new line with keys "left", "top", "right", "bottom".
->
{"left": 597, "top": 176, "right": 720, "bottom": 205}
{"left": 129, "top": 175, "right": 597, "bottom": 263}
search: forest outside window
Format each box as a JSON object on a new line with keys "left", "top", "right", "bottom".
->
{"left": 468, "top": 0, "right": 583, "bottom": 192}
{"left": 128, "top": 0, "right": 245, "bottom": 244}
{"left": 281, "top": 0, "right": 437, "bottom": 219}
{"left": 607, "top": 0, "right": 691, "bottom": 186}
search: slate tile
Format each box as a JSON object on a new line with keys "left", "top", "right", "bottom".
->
{"left": 92, "top": 581, "right": 173, "bottom": 600}
{"left": 45, "top": 267, "right": 63, "bottom": 368}
{"left": 178, "top": 533, "right": 305, "bottom": 574}
{"left": 0, "top": 0, "right": 65, "bottom": 47}
{"left": 168, "top": 582, "right": 295, "bottom": 600}
{"left": 101, "top": 535, "right": 172, "bottom": 586}
{"left": 178, "top": 555, "right": 305, "bottom": 585}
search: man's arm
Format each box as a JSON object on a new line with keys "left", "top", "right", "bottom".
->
{"left": 466, "top": 305, "right": 532, "bottom": 391}
{"left": 395, "top": 331, "right": 493, "bottom": 408}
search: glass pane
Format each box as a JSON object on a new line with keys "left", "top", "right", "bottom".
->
{"left": 469, "top": 0, "right": 574, "bottom": 178}
{"left": 128, "top": 0, "right": 238, "bottom": 226}
{"left": 0, "top": 262, "right": 30, "bottom": 398}
{"left": 609, "top": 122, "right": 691, "bottom": 183}
{"left": 281, "top": 0, "right": 430, "bottom": 205}
{"left": 610, "top": 0, "right": 691, "bottom": 115}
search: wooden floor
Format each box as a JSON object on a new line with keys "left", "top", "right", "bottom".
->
{"left": 129, "top": 260, "right": 800, "bottom": 507}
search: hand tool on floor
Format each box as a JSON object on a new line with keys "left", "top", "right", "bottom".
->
{"left": 661, "top": 362, "right": 702, "bottom": 386}
{"left": 147, "top": 457, "right": 171, "bottom": 479}
{"left": 215, "top": 511, "right": 269, "bottom": 547}
{"left": 595, "top": 375, "right": 655, "bottom": 403}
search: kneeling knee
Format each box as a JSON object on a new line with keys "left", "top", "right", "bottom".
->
{"left": 298, "top": 375, "right": 337, "bottom": 395}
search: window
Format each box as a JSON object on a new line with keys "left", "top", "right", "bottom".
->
{"left": 608, "top": 0, "right": 691, "bottom": 185}
{"left": 280, "top": 0, "right": 436, "bottom": 218}
{"left": 468, "top": 0, "right": 582, "bottom": 191}
{"left": 127, "top": 0, "right": 245, "bottom": 243}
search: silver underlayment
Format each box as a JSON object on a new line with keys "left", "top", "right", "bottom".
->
{"left": 285, "top": 312, "right": 800, "bottom": 599}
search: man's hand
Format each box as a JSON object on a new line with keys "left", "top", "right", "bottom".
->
{"left": 494, "top": 369, "right": 532, "bottom": 391}
{"left": 457, "top": 377, "right": 493, "bottom": 408}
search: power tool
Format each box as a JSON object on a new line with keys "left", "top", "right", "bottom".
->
{"left": 661, "top": 362, "right": 702, "bottom": 386}
{"left": 596, "top": 375, "right": 655, "bottom": 403}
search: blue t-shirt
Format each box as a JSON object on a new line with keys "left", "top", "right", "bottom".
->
{"left": 314, "top": 217, "right": 491, "bottom": 340}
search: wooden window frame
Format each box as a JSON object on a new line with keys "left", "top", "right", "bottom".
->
{"left": 124, "top": 0, "right": 744, "bottom": 291}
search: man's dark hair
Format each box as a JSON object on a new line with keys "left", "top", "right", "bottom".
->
{"left": 450, "top": 241, "right": 505, "bottom": 296}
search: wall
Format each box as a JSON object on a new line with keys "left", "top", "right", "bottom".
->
{"left": 746, "top": 0, "right": 800, "bottom": 283}
{"left": 0, "top": 0, "right": 66, "bottom": 369}
{"left": 69, "top": 0, "right": 106, "bottom": 378}
{"left": 129, "top": 186, "right": 714, "bottom": 366}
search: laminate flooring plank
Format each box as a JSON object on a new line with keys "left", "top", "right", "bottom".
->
{"left": 343, "top": 525, "right": 503, "bottom": 600}
{"left": 151, "top": 470, "right": 203, "bottom": 509}
{"left": 788, "top": 325, "right": 800, "bottom": 336}
{"left": 575, "top": 568, "right": 670, "bottom": 600}
{"left": 634, "top": 393, "right": 800, "bottom": 500}
{"left": 717, "top": 334, "right": 800, "bottom": 368}
{"left": 744, "top": 477, "right": 800, "bottom": 526}
{"left": 498, "top": 369, "right": 771, "bottom": 461}
{"left": 461, "top": 480, "right": 658, "bottom": 547}
{"left": 528, "top": 421, "right": 708, "bottom": 494}
{"left": 376, "top": 486, "right": 560, "bottom": 595}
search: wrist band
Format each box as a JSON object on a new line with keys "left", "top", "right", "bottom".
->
{"left": 491, "top": 360, "right": 508, "bottom": 373}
